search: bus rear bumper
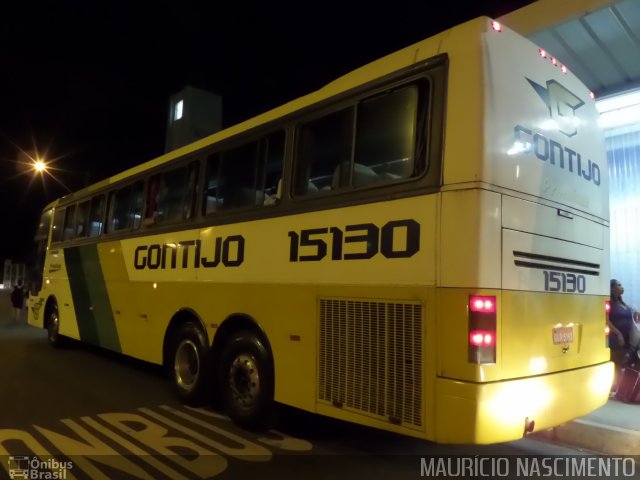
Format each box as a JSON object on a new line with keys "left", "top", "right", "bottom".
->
{"left": 434, "top": 361, "right": 614, "bottom": 444}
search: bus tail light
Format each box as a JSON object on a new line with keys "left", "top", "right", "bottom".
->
{"left": 468, "top": 295, "right": 496, "bottom": 364}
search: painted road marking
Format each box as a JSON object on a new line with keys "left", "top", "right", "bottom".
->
{"left": 0, "top": 405, "right": 312, "bottom": 479}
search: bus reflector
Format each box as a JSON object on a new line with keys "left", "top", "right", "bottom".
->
{"left": 468, "top": 295, "right": 497, "bottom": 364}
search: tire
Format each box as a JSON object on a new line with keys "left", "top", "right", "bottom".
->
{"left": 47, "top": 307, "right": 66, "bottom": 348}
{"left": 170, "top": 322, "right": 212, "bottom": 405}
{"left": 220, "top": 330, "right": 274, "bottom": 430}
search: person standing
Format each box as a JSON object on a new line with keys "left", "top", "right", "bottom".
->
{"left": 10, "top": 279, "right": 25, "bottom": 321}
{"left": 608, "top": 279, "right": 636, "bottom": 392}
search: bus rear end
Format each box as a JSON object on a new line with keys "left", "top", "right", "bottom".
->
{"left": 436, "top": 19, "right": 612, "bottom": 444}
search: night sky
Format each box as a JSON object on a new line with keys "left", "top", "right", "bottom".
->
{"left": 0, "top": 1, "right": 533, "bottom": 263}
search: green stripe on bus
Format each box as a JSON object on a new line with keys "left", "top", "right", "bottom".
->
{"left": 64, "top": 246, "right": 121, "bottom": 352}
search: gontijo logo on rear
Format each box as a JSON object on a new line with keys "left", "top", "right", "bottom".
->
{"left": 510, "top": 78, "right": 601, "bottom": 186}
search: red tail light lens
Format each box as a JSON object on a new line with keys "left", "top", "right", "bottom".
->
{"left": 469, "top": 295, "right": 496, "bottom": 313}
{"left": 469, "top": 330, "right": 495, "bottom": 347}
{"left": 605, "top": 300, "right": 610, "bottom": 315}
{"left": 468, "top": 295, "right": 497, "bottom": 364}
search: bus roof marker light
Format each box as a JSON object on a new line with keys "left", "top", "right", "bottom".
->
{"left": 491, "top": 21, "right": 501, "bottom": 32}
{"left": 561, "top": 65, "right": 568, "bottom": 74}
{"left": 539, "top": 48, "right": 547, "bottom": 59}
{"left": 551, "top": 57, "right": 558, "bottom": 66}
{"left": 590, "top": 91, "right": 595, "bottom": 99}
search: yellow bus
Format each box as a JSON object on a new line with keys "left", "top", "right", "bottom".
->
{"left": 28, "top": 16, "right": 612, "bottom": 444}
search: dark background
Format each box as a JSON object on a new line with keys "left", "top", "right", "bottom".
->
{"left": 0, "top": 1, "right": 534, "bottom": 262}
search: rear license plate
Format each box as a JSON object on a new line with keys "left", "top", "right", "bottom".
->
{"left": 552, "top": 326, "right": 573, "bottom": 345}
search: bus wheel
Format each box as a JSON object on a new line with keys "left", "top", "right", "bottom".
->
{"left": 170, "top": 323, "right": 211, "bottom": 405}
{"left": 47, "top": 307, "right": 66, "bottom": 348}
{"left": 220, "top": 330, "right": 274, "bottom": 430}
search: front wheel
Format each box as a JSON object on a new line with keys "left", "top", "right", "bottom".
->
{"left": 47, "top": 308, "right": 66, "bottom": 348}
{"left": 170, "top": 323, "right": 212, "bottom": 405}
{"left": 220, "top": 330, "right": 274, "bottom": 430}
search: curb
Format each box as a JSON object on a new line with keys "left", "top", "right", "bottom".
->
{"left": 533, "top": 419, "right": 640, "bottom": 456}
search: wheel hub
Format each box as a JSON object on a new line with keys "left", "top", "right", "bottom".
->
{"left": 229, "top": 354, "right": 260, "bottom": 406}
{"left": 174, "top": 339, "right": 200, "bottom": 391}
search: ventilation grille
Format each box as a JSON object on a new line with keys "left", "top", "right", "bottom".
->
{"left": 318, "top": 298, "right": 423, "bottom": 429}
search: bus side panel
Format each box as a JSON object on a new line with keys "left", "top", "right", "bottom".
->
{"left": 119, "top": 195, "right": 438, "bottom": 432}
{"left": 38, "top": 248, "right": 81, "bottom": 341}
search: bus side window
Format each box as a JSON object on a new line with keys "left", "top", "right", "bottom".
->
{"left": 108, "top": 182, "right": 143, "bottom": 232}
{"left": 293, "top": 81, "right": 428, "bottom": 196}
{"left": 219, "top": 142, "right": 260, "bottom": 210}
{"left": 203, "top": 154, "right": 222, "bottom": 215}
{"left": 52, "top": 207, "right": 65, "bottom": 243}
{"left": 149, "top": 163, "right": 198, "bottom": 224}
{"left": 62, "top": 204, "right": 76, "bottom": 241}
{"left": 130, "top": 180, "right": 144, "bottom": 228}
{"left": 260, "top": 130, "right": 285, "bottom": 205}
{"left": 75, "top": 200, "right": 90, "bottom": 238}
{"left": 88, "top": 195, "right": 105, "bottom": 237}
{"left": 294, "top": 108, "right": 353, "bottom": 196}
{"left": 145, "top": 175, "right": 161, "bottom": 225}
{"left": 353, "top": 82, "right": 425, "bottom": 185}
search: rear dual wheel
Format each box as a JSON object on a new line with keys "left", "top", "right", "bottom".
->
{"left": 169, "top": 324, "right": 275, "bottom": 430}
{"left": 170, "top": 323, "right": 211, "bottom": 405}
{"left": 220, "top": 330, "right": 274, "bottom": 430}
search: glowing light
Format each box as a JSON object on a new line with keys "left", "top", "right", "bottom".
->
{"left": 529, "top": 357, "right": 548, "bottom": 375}
{"left": 485, "top": 379, "right": 554, "bottom": 431}
{"left": 539, "top": 48, "right": 547, "bottom": 59}
{"left": 469, "top": 330, "right": 495, "bottom": 346}
{"left": 174, "top": 99, "right": 184, "bottom": 121}
{"left": 153, "top": 283, "right": 158, "bottom": 289}
{"left": 491, "top": 21, "right": 502, "bottom": 32}
{"left": 589, "top": 363, "right": 614, "bottom": 395}
{"left": 33, "top": 159, "right": 47, "bottom": 172}
{"left": 469, "top": 296, "right": 496, "bottom": 313}
{"left": 11, "top": 145, "right": 74, "bottom": 195}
